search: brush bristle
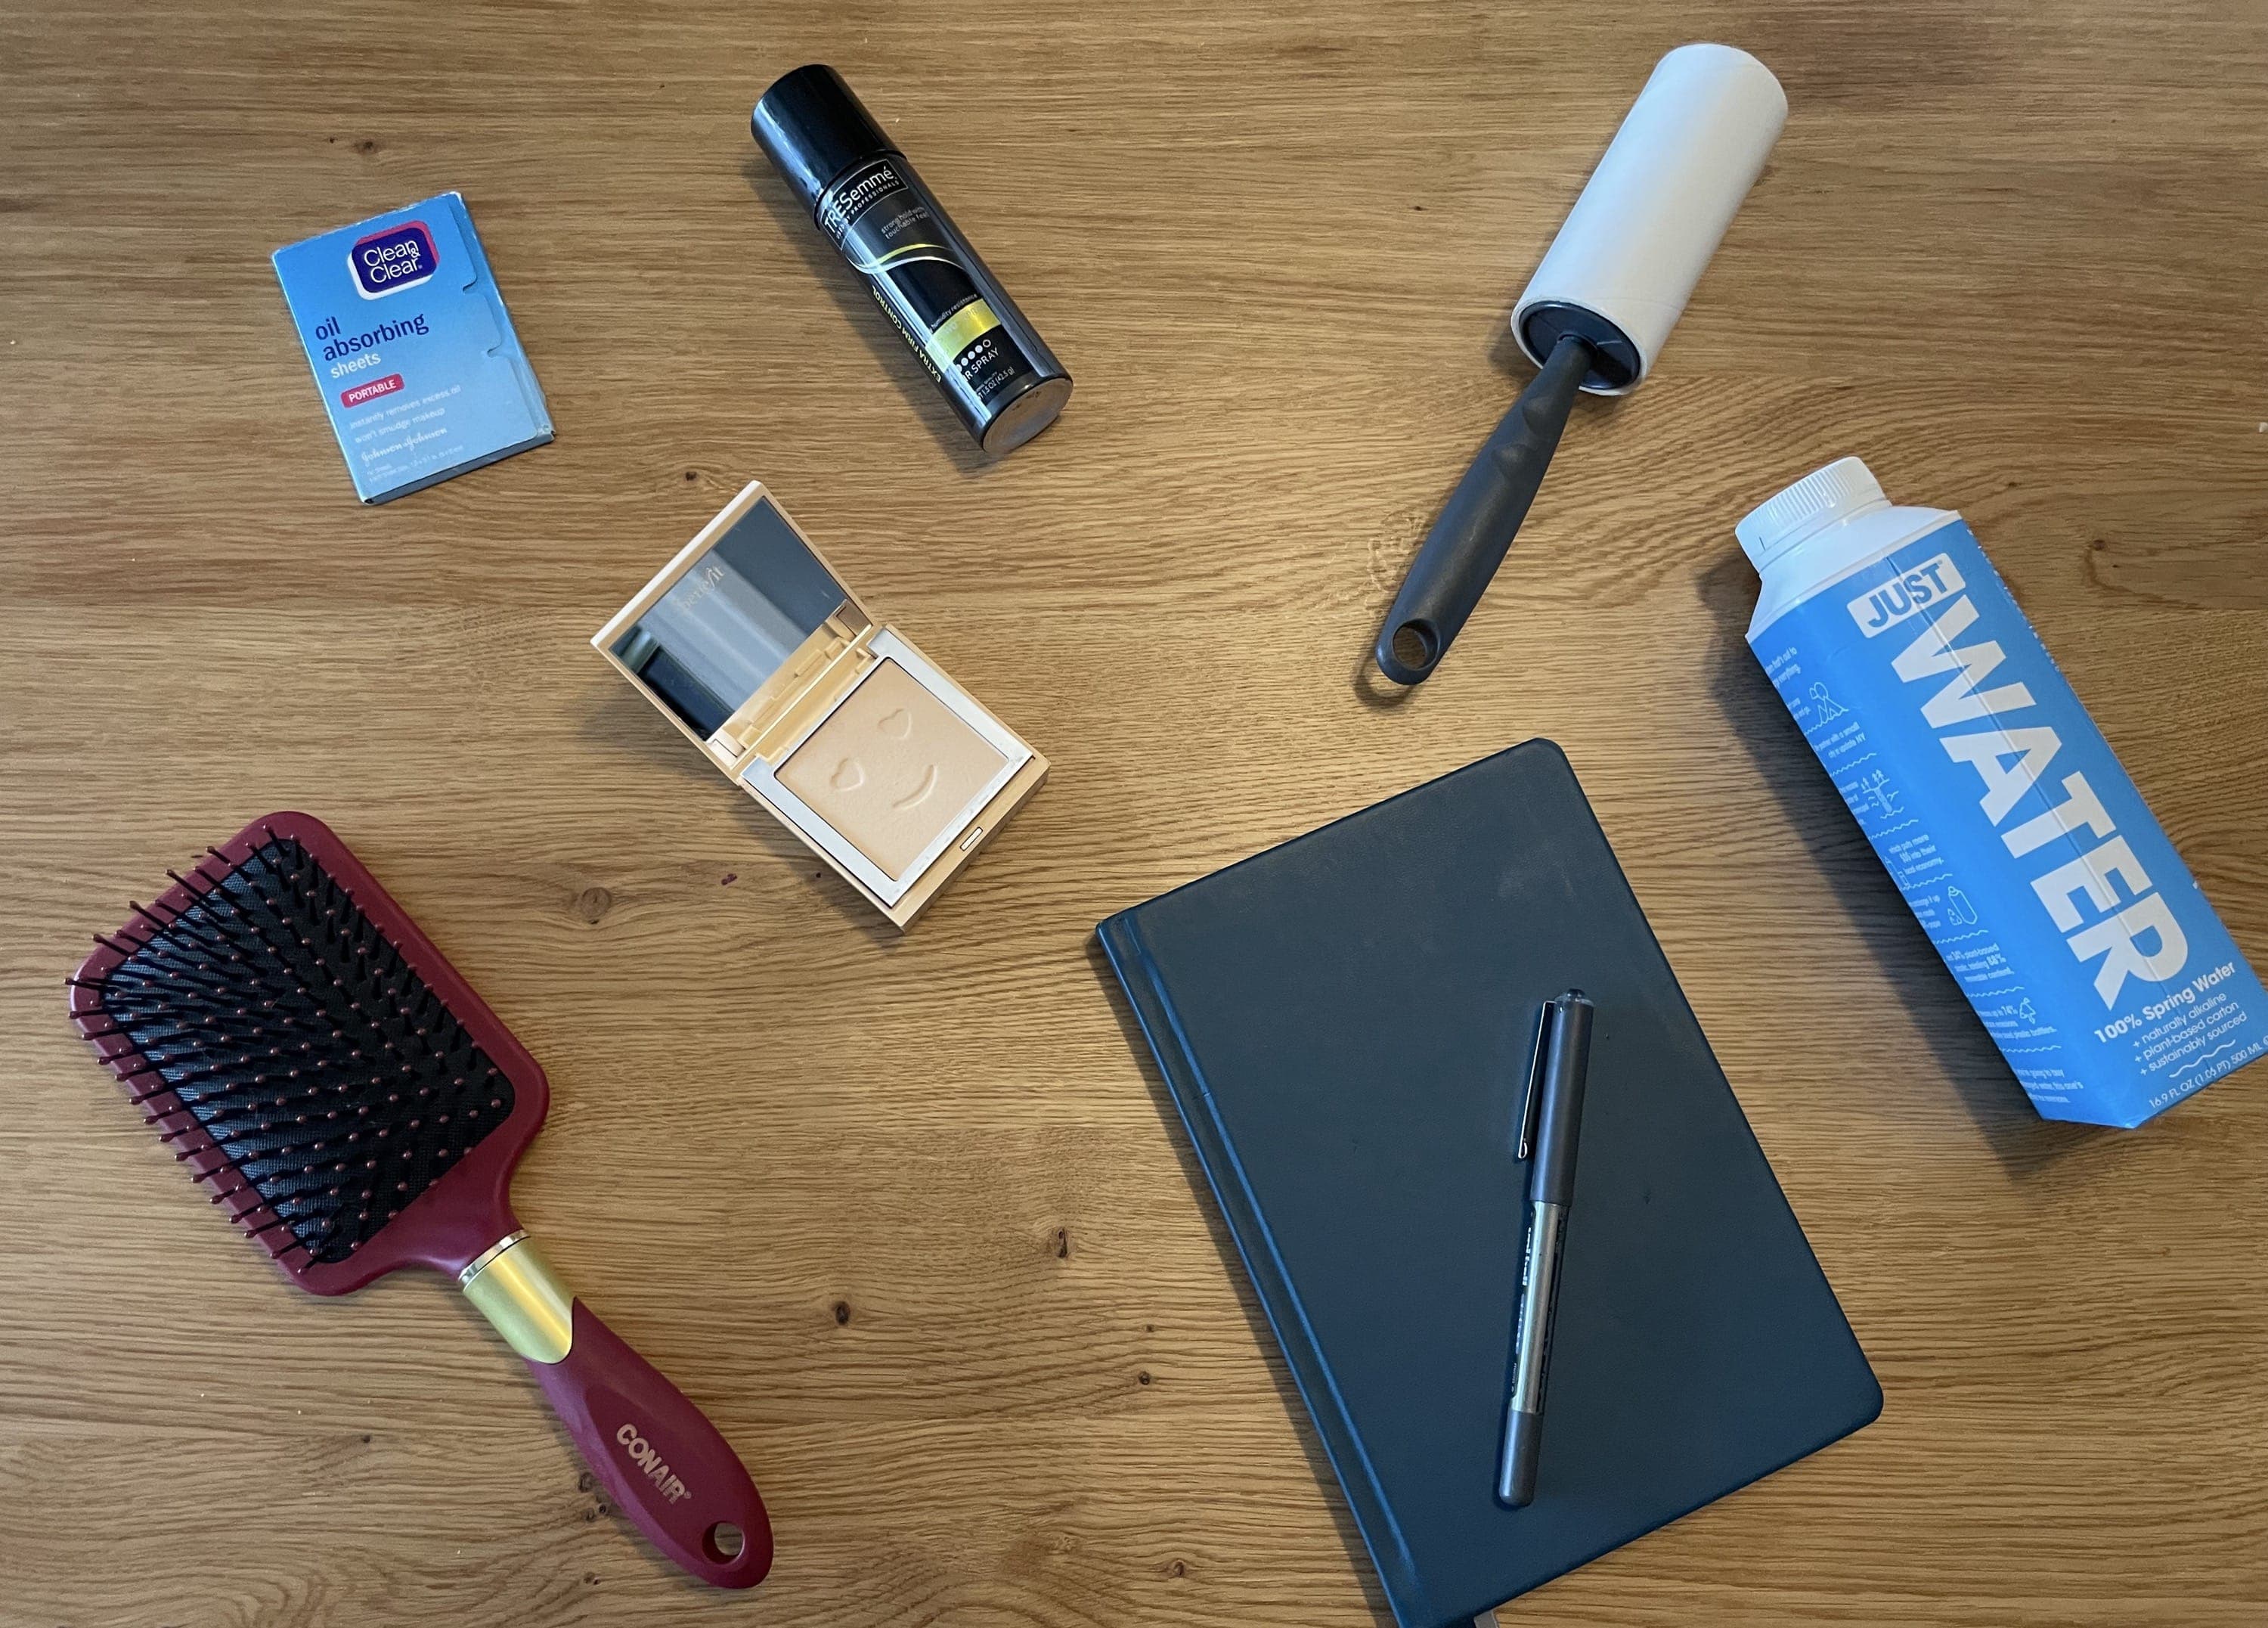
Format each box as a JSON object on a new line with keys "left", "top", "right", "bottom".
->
{"left": 76, "top": 833, "right": 516, "bottom": 1265}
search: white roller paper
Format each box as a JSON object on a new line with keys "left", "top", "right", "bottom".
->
{"left": 1512, "top": 43, "right": 1787, "bottom": 394}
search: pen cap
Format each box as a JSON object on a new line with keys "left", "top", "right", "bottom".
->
{"left": 1527, "top": 994, "right": 1595, "bottom": 1204}
{"left": 753, "top": 64, "right": 897, "bottom": 219}
{"left": 1511, "top": 44, "right": 1787, "bottom": 395}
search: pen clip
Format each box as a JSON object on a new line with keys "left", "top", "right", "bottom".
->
{"left": 1517, "top": 1000, "right": 1557, "bottom": 1162}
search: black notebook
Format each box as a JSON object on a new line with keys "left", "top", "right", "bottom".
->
{"left": 1097, "top": 740, "right": 1879, "bottom": 1628}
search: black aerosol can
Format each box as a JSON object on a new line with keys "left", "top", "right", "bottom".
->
{"left": 754, "top": 64, "right": 1073, "bottom": 456}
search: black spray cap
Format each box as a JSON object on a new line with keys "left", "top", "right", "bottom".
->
{"left": 752, "top": 64, "right": 897, "bottom": 219}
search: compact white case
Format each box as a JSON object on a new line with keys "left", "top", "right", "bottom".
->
{"left": 594, "top": 482, "right": 1048, "bottom": 929}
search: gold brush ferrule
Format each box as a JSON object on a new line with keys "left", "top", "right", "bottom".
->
{"left": 459, "top": 1232, "right": 575, "bottom": 1365}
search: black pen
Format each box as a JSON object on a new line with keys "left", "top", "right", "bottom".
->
{"left": 1497, "top": 990, "right": 1594, "bottom": 1509}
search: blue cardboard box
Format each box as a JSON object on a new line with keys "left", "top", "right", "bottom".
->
{"left": 272, "top": 193, "right": 552, "bottom": 503}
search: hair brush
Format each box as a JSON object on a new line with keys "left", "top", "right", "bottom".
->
{"left": 66, "top": 811, "right": 773, "bottom": 1589}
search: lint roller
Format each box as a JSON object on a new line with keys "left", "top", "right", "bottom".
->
{"left": 1373, "top": 44, "right": 1787, "bottom": 685}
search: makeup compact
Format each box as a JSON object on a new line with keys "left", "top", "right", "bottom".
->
{"left": 595, "top": 482, "right": 1046, "bottom": 928}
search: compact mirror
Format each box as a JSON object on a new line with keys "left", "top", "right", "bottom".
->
{"left": 612, "top": 498, "right": 855, "bottom": 737}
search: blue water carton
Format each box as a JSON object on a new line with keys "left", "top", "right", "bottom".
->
{"left": 1737, "top": 457, "right": 2264, "bottom": 1127}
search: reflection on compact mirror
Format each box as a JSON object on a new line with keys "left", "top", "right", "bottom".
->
{"left": 612, "top": 498, "right": 851, "bottom": 737}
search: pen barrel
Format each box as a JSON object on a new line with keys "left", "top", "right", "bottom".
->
{"left": 1498, "top": 991, "right": 1595, "bottom": 1509}
{"left": 1507, "top": 1201, "right": 1566, "bottom": 1415}
{"left": 1498, "top": 1199, "right": 1567, "bottom": 1509}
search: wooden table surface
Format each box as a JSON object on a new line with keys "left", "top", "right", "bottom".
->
{"left": 6, "top": 2, "right": 2266, "bottom": 1624}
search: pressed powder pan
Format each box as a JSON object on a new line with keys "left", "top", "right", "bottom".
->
{"left": 779, "top": 658, "right": 1010, "bottom": 878}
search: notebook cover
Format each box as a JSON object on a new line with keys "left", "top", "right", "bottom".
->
{"left": 272, "top": 191, "right": 553, "bottom": 504}
{"left": 1097, "top": 739, "right": 1881, "bottom": 1628}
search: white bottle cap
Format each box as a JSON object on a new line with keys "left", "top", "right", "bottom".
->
{"left": 1735, "top": 456, "right": 1890, "bottom": 572}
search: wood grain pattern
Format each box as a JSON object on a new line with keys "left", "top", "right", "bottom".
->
{"left": 4, "top": 2, "right": 2266, "bottom": 1623}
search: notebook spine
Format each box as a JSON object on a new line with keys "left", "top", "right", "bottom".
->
{"left": 1097, "top": 912, "right": 1431, "bottom": 1628}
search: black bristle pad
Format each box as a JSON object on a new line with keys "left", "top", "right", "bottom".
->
{"left": 91, "top": 834, "right": 515, "bottom": 1264}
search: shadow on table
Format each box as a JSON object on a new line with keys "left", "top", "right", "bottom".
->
{"left": 1084, "top": 935, "right": 1400, "bottom": 1628}
{"left": 1695, "top": 549, "right": 2108, "bottom": 1179}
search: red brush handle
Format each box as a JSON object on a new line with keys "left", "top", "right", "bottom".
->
{"left": 461, "top": 1236, "right": 772, "bottom": 1588}
{"left": 532, "top": 1302, "right": 774, "bottom": 1587}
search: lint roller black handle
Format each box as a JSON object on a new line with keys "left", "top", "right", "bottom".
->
{"left": 1373, "top": 333, "right": 1594, "bottom": 684}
